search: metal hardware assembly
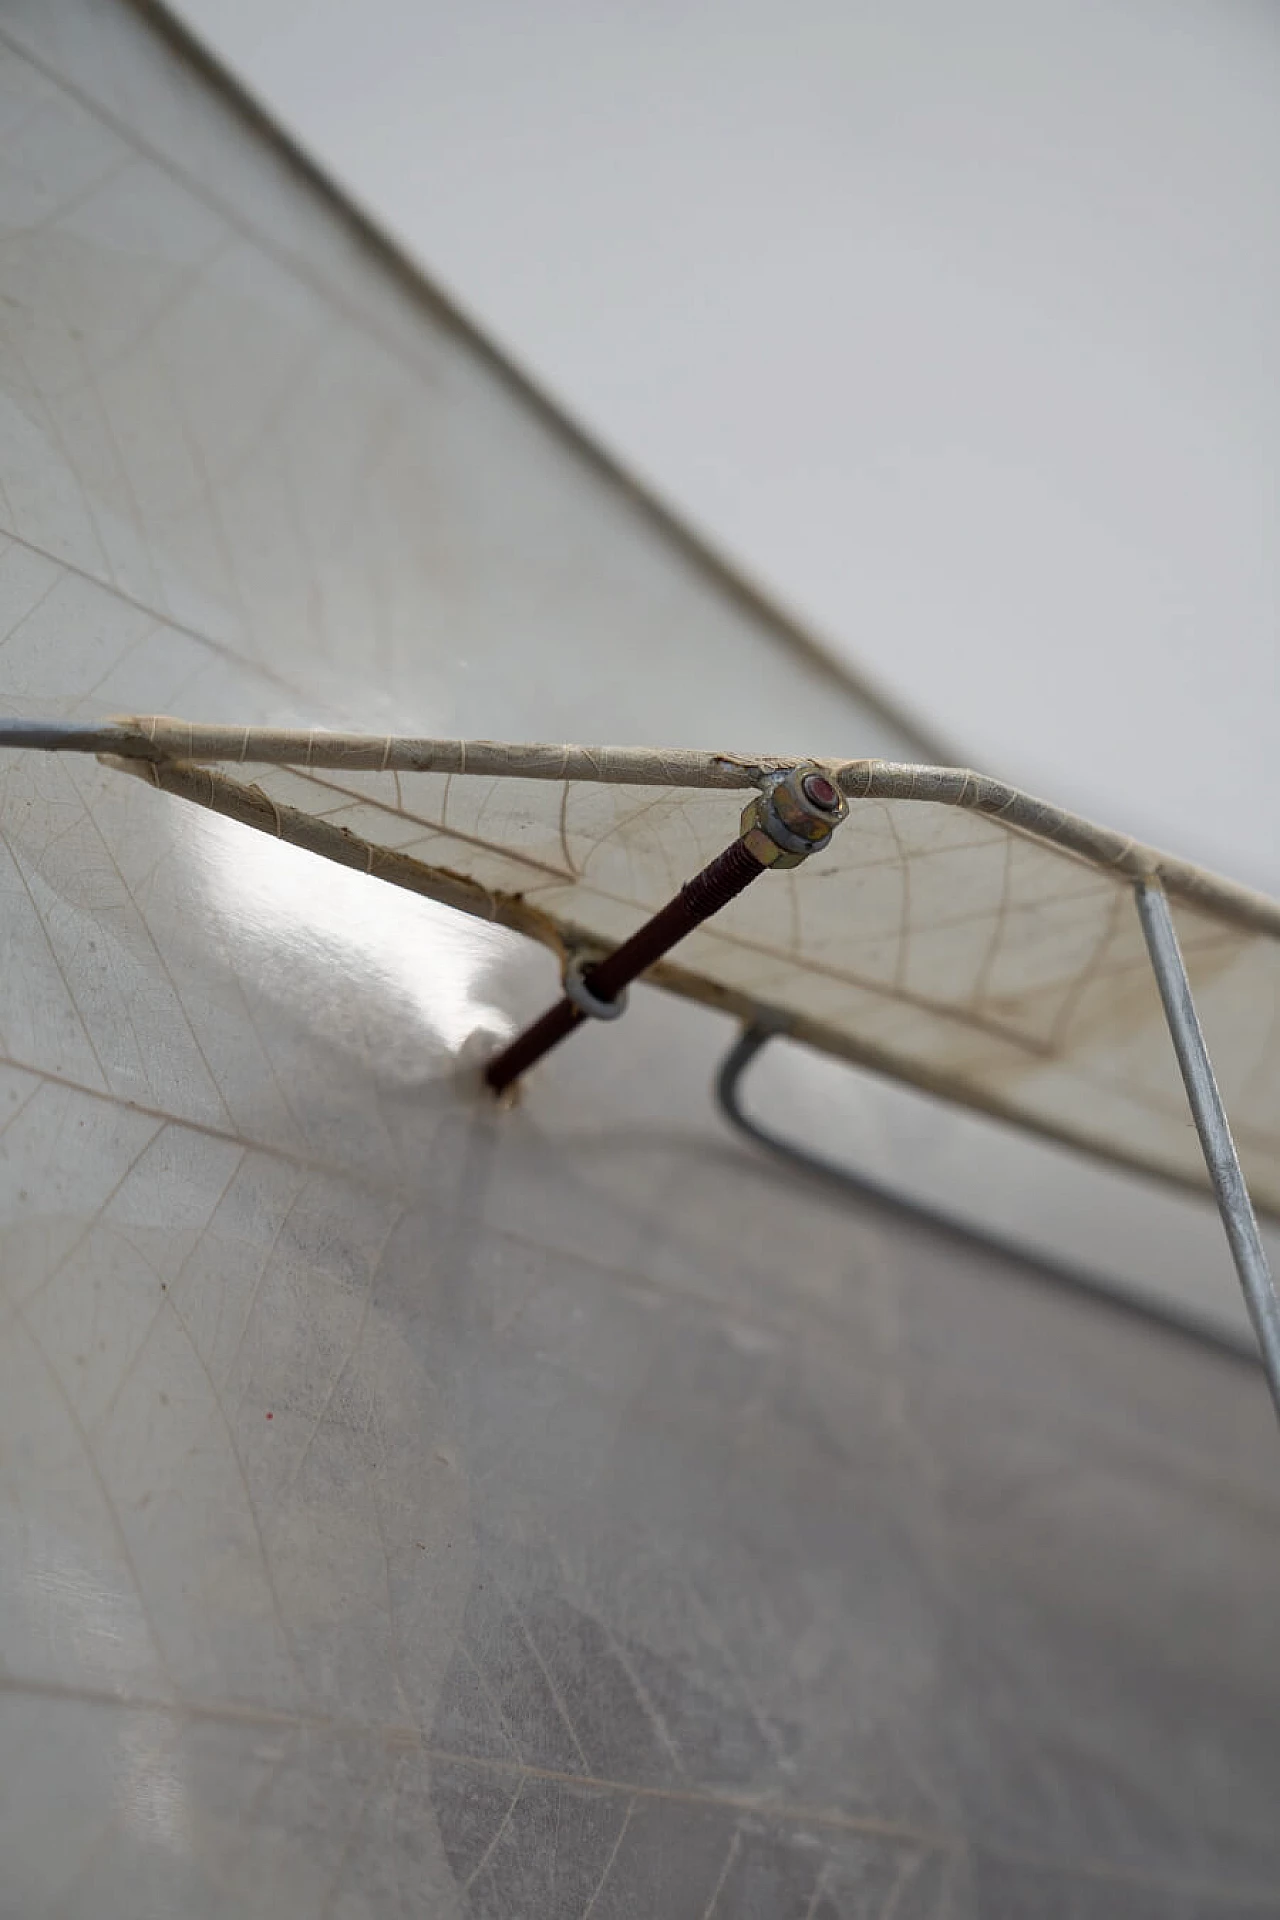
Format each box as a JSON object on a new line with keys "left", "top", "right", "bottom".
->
{"left": 484, "top": 765, "right": 847, "bottom": 1094}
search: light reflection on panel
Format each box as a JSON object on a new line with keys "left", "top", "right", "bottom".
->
{"left": 194, "top": 808, "right": 524, "bottom": 1070}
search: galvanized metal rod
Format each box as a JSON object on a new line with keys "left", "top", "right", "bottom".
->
{"left": 1135, "top": 878, "right": 1280, "bottom": 1418}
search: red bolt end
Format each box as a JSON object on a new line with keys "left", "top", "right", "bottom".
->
{"left": 801, "top": 772, "right": 840, "bottom": 811}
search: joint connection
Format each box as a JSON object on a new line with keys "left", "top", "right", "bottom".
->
{"left": 740, "top": 763, "right": 848, "bottom": 869}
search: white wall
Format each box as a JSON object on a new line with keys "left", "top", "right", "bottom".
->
{"left": 173, "top": 0, "right": 1280, "bottom": 892}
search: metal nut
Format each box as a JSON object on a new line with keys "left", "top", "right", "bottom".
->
{"left": 740, "top": 811, "right": 798, "bottom": 867}
{"left": 741, "top": 764, "right": 848, "bottom": 868}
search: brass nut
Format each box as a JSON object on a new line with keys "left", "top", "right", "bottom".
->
{"left": 740, "top": 810, "right": 802, "bottom": 868}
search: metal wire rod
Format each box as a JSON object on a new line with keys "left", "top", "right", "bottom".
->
{"left": 0, "top": 718, "right": 133, "bottom": 752}
{"left": 1135, "top": 879, "right": 1280, "bottom": 1416}
{"left": 715, "top": 1022, "right": 1258, "bottom": 1363}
